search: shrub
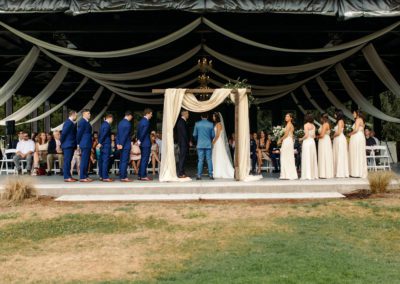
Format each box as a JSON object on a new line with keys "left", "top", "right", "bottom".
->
{"left": 368, "top": 171, "right": 395, "bottom": 194}
{"left": 1, "top": 176, "right": 37, "bottom": 203}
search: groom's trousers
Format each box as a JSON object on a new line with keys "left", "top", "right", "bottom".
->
{"left": 197, "top": 148, "right": 213, "bottom": 177}
{"left": 178, "top": 144, "right": 188, "bottom": 176}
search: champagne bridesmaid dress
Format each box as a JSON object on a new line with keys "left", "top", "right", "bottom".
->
{"left": 318, "top": 126, "right": 334, "bottom": 178}
{"left": 280, "top": 128, "right": 298, "bottom": 180}
{"left": 333, "top": 125, "right": 349, "bottom": 178}
{"left": 301, "top": 127, "right": 318, "bottom": 180}
{"left": 349, "top": 123, "right": 368, "bottom": 178}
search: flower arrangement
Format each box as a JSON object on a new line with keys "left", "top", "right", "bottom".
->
{"left": 272, "top": 125, "right": 285, "bottom": 141}
{"left": 294, "top": 129, "right": 305, "bottom": 139}
{"left": 344, "top": 124, "right": 353, "bottom": 135}
{"left": 224, "top": 78, "right": 256, "bottom": 106}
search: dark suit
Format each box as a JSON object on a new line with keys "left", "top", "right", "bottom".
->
{"left": 116, "top": 118, "right": 131, "bottom": 179}
{"left": 176, "top": 117, "right": 189, "bottom": 176}
{"left": 61, "top": 118, "right": 77, "bottom": 179}
{"left": 77, "top": 118, "right": 92, "bottom": 179}
{"left": 250, "top": 138, "right": 257, "bottom": 173}
{"left": 98, "top": 121, "right": 112, "bottom": 179}
{"left": 137, "top": 117, "right": 151, "bottom": 178}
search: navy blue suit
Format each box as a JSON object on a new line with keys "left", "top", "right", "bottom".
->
{"left": 61, "top": 118, "right": 77, "bottom": 179}
{"left": 137, "top": 117, "right": 151, "bottom": 178}
{"left": 116, "top": 118, "right": 131, "bottom": 179}
{"left": 98, "top": 121, "right": 112, "bottom": 179}
{"left": 77, "top": 118, "right": 92, "bottom": 179}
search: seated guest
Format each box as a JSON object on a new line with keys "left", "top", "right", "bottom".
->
{"left": 365, "top": 128, "right": 377, "bottom": 147}
{"left": 32, "top": 132, "right": 49, "bottom": 175}
{"left": 11, "top": 131, "right": 24, "bottom": 149}
{"left": 257, "top": 131, "right": 272, "bottom": 174}
{"left": 156, "top": 132, "right": 162, "bottom": 157}
{"left": 150, "top": 133, "right": 161, "bottom": 175}
{"left": 47, "top": 130, "right": 64, "bottom": 176}
{"left": 130, "top": 136, "right": 141, "bottom": 175}
{"left": 71, "top": 147, "right": 81, "bottom": 177}
{"left": 269, "top": 135, "right": 280, "bottom": 173}
{"left": 13, "top": 132, "right": 35, "bottom": 175}
{"left": 250, "top": 132, "right": 258, "bottom": 174}
{"left": 371, "top": 130, "right": 380, "bottom": 145}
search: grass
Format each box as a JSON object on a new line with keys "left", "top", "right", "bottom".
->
{"left": 0, "top": 197, "right": 399, "bottom": 283}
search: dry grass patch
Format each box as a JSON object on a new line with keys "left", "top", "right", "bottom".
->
{"left": 1, "top": 176, "right": 37, "bottom": 204}
{"left": 368, "top": 171, "right": 396, "bottom": 194}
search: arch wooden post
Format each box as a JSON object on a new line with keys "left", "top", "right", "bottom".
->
{"left": 234, "top": 90, "right": 240, "bottom": 181}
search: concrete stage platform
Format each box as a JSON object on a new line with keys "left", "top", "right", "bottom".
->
{"left": 0, "top": 175, "right": 376, "bottom": 199}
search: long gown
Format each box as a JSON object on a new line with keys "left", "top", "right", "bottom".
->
{"left": 280, "top": 128, "right": 298, "bottom": 180}
{"left": 333, "top": 125, "right": 349, "bottom": 178}
{"left": 318, "top": 127, "right": 334, "bottom": 179}
{"left": 349, "top": 124, "right": 368, "bottom": 178}
{"left": 301, "top": 128, "right": 318, "bottom": 180}
{"left": 212, "top": 125, "right": 235, "bottom": 179}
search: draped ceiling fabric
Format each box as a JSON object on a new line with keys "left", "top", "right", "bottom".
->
{"left": 290, "top": 92, "right": 321, "bottom": 127}
{"left": 0, "top": 66, "right": 69, "bottom": 126}
{"left": 362, "top": 43, "right": 400, "bottom": 98}
{"left": 52, "top": 86, "right": 104, "bottom": 131}
{"left": 90, "top": 93, "right": 116, "bottom": 125}
{"left": 204, "top": 44, "right": 364, "bottom": 75}
{"left": 0, "top": 18, "right": 201, "bottom": 58}
{"left": 160, "top": 88, "right": 259, "bottom": 182}
{"left": 0, "top": 47, "right": 40, "bottom": 106}
{"left": 0, "top": 1, "right": 399, "bottom": 19}
{"left": 316, "top": 76, "right": 354, "bottom": 120}
{"left": 40, "top": 46, "right": 201, "bottom": 81}
{"left": 18, "top": 77, "right": 89, "bottom": 125}
{"left": 301, "top": 85, "right": 336, "bottom": 122}
{"left": 203, "top": 18, "right": 400, "bottom": 53}
{"left": 335, "top": 63, "right": 400, "bottom": 123}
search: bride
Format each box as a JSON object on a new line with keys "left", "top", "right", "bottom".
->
{"left": 212, "top": 112, "right": 235, "bottom": 179}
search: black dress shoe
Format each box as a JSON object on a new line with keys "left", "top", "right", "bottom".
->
{"left": 196, "top": 176, "right": 202, "bottom": 180}
{"left": 47, "top": 172, "right": 52, "bottom": 176}
{"left": 209, "top": 176, "right": 214, "bottom": 180}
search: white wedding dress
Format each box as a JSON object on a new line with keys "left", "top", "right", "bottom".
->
{"left": 212, "top": 115, "right": 235, "bottom": 179}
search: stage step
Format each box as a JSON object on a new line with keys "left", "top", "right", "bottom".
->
{"left": 55, "top": 192, "right": 345, "bottom": 202}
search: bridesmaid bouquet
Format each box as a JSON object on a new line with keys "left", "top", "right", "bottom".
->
{"left": 344, "top": 124, "right": 353, "bottom": 135}
{"left": 272, "top": 125, "right": 285, "bottom": 141}
{"left": 294, "top": 129, "right": 305, "bottom": 139}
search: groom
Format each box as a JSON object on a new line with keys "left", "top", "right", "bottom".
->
{"left": 193, "top": 112, "right": 215, "bottom": 180}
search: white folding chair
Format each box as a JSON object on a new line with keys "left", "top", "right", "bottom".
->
{"left": 372, "top": 145, "right": 391, "bottom": 171}
{"left": 0, "top": 149, "right": 17, "bottom": 175}
{"left": 366, "top": 146, "right": 377, "bottom": 171}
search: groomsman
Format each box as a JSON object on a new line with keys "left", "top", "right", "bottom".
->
{"left": 61, "top": 110, "right": 78, "bottom": 182}
{"left": 76, "top": 109, "right": 92, "bottom": 182}
{"left": 116, "top": 111, "right": 133, "bottom": 182}
{"left": 137, "top": 108, "right": 153, "bottom": 181}
{"left": 176, "top": 109, "right": 190, "bottom": 178}
{"left": 98, "top": 113, "right": 113, "bottom": 182}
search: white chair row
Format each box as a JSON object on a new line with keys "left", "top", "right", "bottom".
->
{"left": 0, "top": 149, "right": 29, "bottom": 175}
{"left": 366, "top": 145, "right": 391, "bottom": 171}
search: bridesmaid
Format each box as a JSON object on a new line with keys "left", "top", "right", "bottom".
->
{"left": 278, "top": 113, "right": 298, "bottom": 180}
{"left": 299, "top": 113, "right": 318, "bottom": 180}
{"left": 318, "top": 113, "right": 334, "bottom": 178}
{"left": 333, "top": 110, "right": 349, "bottom": 178}
{"left": 349, "top": 110, "right": 368, "bottom": 178}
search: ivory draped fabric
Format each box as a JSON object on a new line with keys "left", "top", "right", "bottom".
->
{"left": 290, "top": 92, "right": 321, "bottom": 127}
{"left": 17, "top": 77, "right": 89, "bottom": 125}
{"left": 0, "top": 47, "right": 40, "bottom": 106}
{"left": 204, "top": 44, "right": 364, "bottom": 75}
{"left": 203, "top": 18, "right": 400, "bottom": 53}
{"left": 0, "top": 19, "right": 201, "bottom": 58}
{"left": 316, "top": 76, "right": 354, "bottom": 120}
{"left": 0, "top": 66, "right": 69, "bottom": 126}
{"left": 90, "top": 94, "right": 116, "bottom": 125}
{"left": 103, "top": 66, "right": 198, "bottom": 88}
{"left": 362, "top": 43, "right": 400, "bottom": 98}
{"left": 52, "top": 86, "right": 104, "bottom": 130}
{"left": 160, "top": 88, "right": 257, "bottom": 182}
{"left": 335, "top": 63, "right": 400, "bottom": 123}
{"left": 301, "top": 85, "right": 336, "bottom": 122}
{"left": 40, "top": 46, "right": 201, "bottom": 81}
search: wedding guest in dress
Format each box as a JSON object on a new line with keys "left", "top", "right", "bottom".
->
{"left": 61, "top": 110, "right": 78, "bottom": 182}
{"left": 116, "top": 111, "right": 133, "bottom": 182}
{"left": 150, "top": 133, "right": 161, "bottom": 175}
{"left": 299, "top": 113, "right": 318, "bottom": 180}
{"left": 175, "top": 109, "right": 190, "bottom": 178}
{"left": 71, "top": 147, "right": 81, "bottom": 177}
{"left": 13, "top": 132, "right": 35, "bottom": 175}
{"left": 47, "top": 130, "right": 64, "bottom": 176}
{"left": 318, "top": 113, "right": 334, "bottom": 179}
{"left": 77, "top": 109, "right": 93, "bottom": 182}
{"left": 278, "top": 113, "right": 298, "bottom": 180}
{"left": 137, "top": 108, "right": 153, "bottom": 181}
{"left": 130, "top": 136, "right": 141, "bottom": 175}
{"left": 332, "top": 110, "right": 349, "bottom": 178}
{"left": 98, "top": 113, "right": 113, "bottom": 182}
{"left": 349, "top": 110, "right": 368, "bottom": 178}
{"left": 257, "top": 131, "right": 272, "bottom": 174}
{"left": 32, "top": 132, "right": 48, "bottom": 175}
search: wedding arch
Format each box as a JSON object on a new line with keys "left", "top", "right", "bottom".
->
{"left": 155, "top": 88, "right": 259, "bottom": 182}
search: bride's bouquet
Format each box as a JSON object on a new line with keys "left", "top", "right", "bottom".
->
{"left": 272, "top": 125, "right": 285, "bottom": 141}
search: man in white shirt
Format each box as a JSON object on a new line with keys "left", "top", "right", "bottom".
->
{"left": 13, "top": 132, "right": 35, "bottom": 174}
